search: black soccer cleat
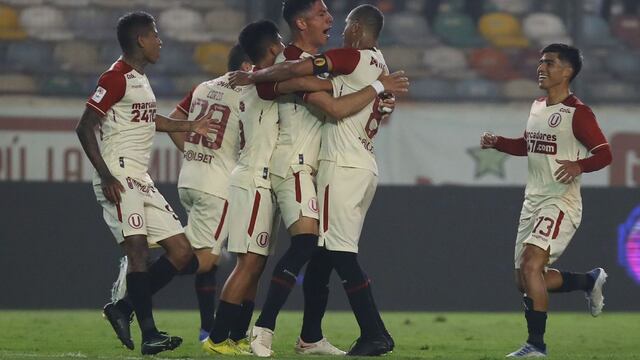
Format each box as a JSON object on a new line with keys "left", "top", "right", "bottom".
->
{"left": 141, "top": 331, "right": 183, "bottom": 355}
{"left": 347, "top": 336, "right": 391, "bottom": 356}
{"left": 102, "top": 302, "right": 134, "bottom": 350}
{"left": 383, "top": 330, "right": 395, "bottom": 352}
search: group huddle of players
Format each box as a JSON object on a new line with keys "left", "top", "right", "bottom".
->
{"left": 75, "top": 0, "right": 612, "bottom": 358}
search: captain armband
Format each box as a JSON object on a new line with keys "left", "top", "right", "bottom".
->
{"left": 312, "top": 54, "right": 330, "bottom": 76}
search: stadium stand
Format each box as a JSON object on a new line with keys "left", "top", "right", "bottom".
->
{"left": 0, "top": 0, "right": 638, "bottom": 102}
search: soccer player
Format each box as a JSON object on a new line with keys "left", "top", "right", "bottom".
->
{"left": 203, "top": 19, "right": 408, "bottom": 356}
{"left": 76, "top": 12, "right": 211, "bottom": 355}
{"left": 480, "top": 44, "right": 611, "bottom": 358}
{"left": 105, "top": 44, "right": 255, "bottom": 347}
{"left": 230, "top": 4, "right": 405, "bottom": 356}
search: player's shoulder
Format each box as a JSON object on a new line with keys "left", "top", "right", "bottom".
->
{"left": 562, "top": 94, "right": 590, "bottom": 110}
{"left": 103, "top": 60, "right": 134, "bottom": 77}
{"left": 282, "top": 44, "right": 307, "bottom": 60}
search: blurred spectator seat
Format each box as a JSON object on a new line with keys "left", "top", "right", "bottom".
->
{"left": 53, "top": 41, "right": 101, "bottom": 73}
{"left": 159, "top": 8, "right": 212, "bottom": 42}
{"left": 0, "top": 74, "right": 37, "bottom": 94}
{"left": 606, "top": 52, "right": 640, "bottom": 80}
{"left": 503, "top": 79, "right": 541, "bottom": 100}
{"left": 511, "top": 48, "right": 541, "bottom": 79}
{"left": 433, "top": 12, "right": 485, "bottom": 48}
{"left": 383, "top": 46, "right": 423, "bottom": 73}
{"left": 70, "top": 8, "right": 116, "bottom": 40}
{"left": 584, "top": 80, "right": 639, "bottom": 101}
{"left": 422, "top": 46, "right": 474, "bottom": 79}
{"left": 469, "top": 47, "right": 520, "bottom": 81}
{"left": 50, "top": 0, "right": 90, "bottom": 6}
{"left": 173, "top": 74, "right": 210, "bottom": 95}
{"left": 580, "top": 14, "right": 619, "bottom": 47}
{"left": 148, "top": 74, "right": 175, "bottom": 97}
{"left": 386, "top": 12, "right": 438, "bottom": 47}
{"left": 6, "top": 41, "right": 52, "bottom": 73}
{"left": 523, "top": 13, "right": 572, "bottom": 46}
{"left": 194, "top": 42, "right": 232, "bottom": 75}
{"left": 4, "top": 0, "right": 43, "bottom": 5}
{"left": 611, "top": 15, "right": 640, "bottom": 49}
{"left": 40, "top": 74, "right": 85, "bottom": 96}
{"left": 91, "top": 0, "right": 138, "bottom": 7}
{"left": 0, "top": 5, "right": 27, "bottom": 40}
{"left": 455, "top": 78, "right": 501, "bottom": 99}
{"left": 478, "top": 12, "right": 529, "bottom": 48}
{"left": 204, "top": 8, "right": 245, "bottom": 42}
{"left": 154, "top": 41, "right": 198, "bottom": 75}
{"left": 20, "top": 5, "right": 73, "bottom": 41}
{"left": 579, "top": 49, "right": 615, "bottom": 82}
{"left": 100, "top": 43, "right": 122, "bottom": 66}
{"left": 410, "top": 77, "right": 457, "bottom": 100}
{"left": 485, "top": 0, "right": 533, "bottom": 14}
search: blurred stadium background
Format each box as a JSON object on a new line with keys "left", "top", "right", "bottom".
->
{"left": 0, "top": 0, "right": 639, "bottom": 314}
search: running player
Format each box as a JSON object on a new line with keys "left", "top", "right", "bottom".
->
{"left": 76, "top": 12, "right": 212, "bottom": 355}
{"left": 480, "top": 43, "right": 611, "bottom": 358}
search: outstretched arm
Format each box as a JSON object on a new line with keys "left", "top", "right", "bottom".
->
{"left": 155, "top": 112, "right": 212, "bottom": 136}
{"left": 76, "top": 108, "right": 124, "bottom": 203}
{"left": 481, "top": 132, "right": 528, "bottom": 156}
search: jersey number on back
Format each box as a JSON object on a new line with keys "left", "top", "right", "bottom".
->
{"left": 365, "top": 97, "right": 383, "bottom": 139}
{"left": 186, "top": 98, "right": 230, "bottom": 150}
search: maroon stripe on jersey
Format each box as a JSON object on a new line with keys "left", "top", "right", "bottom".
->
{"left": 283, "top": 44, "right": 304, "bottom": 60}
{"left": 0, "top": 117, "right": 76, "bottom": 131}
{"left": 294, "top": 171, "right": 302, "bottom": 203}
{"left": 116, "top": 203, "right": 123, "bottom": 222}
{"left": 214, "top": 200, "right": 229, "bottom": 240}
{"left": 552, "top": 210, "right": 565, "bottom": 239}
{"left": 323, "top": 185, "right": 329, "bottom": 233}
{"left": 247, "top": 191, "right": 261, "bottom": 237}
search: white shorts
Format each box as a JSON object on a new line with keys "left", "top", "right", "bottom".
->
{"left": 227, "top": 185, "right": 280, "bottom": 256}
{"left": 271, "top": 165, "right": 319, "bottom": 229}
{"left": 317, "top": 161, "right": 377, "bottom": 253}
{"left": 178, "top": 187, "right": 228, "bottom": 255}
{"left": 514, "top": 204, "right": 577, "bottom": 269}
{"left": 94, "top": 175, "right": 184, "bottom": 245}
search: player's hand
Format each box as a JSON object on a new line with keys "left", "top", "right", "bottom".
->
{"left": 191, "top": 111, "right": 213, "bottom": 137}
{"left": 229, "top": 71, "right": 253, "bottom": 87}
{"left": 378, "top": 94, "right": 396, "bottom": 115}
{"left": 100, "top": 174, "right": 125, "bottom": 204}
{"left": 480, "top": 132, "right": 498, "bottom": 149}
{"left": 378, "top": 71, "right": 409, "bottom": 94}
{"left": 554, "top": 159, "right": 582, "bottom": 184}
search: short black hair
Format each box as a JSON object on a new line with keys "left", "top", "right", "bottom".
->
{"left": 349, "top": 4, "right": 384, "bottom": 39}
{"left": 282, "top": 0, "right": 318, "bottom": 27}
{"left": 238, "top": 20, "right": 280, "bottom": 63}
{"left": 541, "top": 43, "right": 583, "bottom": 82}
{"left": 116, "top": 11, "right": 156, "bottom": 55}
{"left": 227, "top": 43, "right": 251, "bottom": 72}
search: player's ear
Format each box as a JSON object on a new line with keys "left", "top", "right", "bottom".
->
{"left": 295, "top": 16, "right": 307, "bottom": 31}
{"left": 240, "top": 61, "right": 252, "bottom": 72}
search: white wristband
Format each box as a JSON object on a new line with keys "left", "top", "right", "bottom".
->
{"left": 370, "top": 80, "right": 385, "bottom": 95}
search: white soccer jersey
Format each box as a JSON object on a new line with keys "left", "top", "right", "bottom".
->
{"left": 86, "top": 59, "right": 157, "bottom": 184}
{"left": 270, "top": 45, "right": 325, "bottom": 177}
{"left": 523, "top": 95, "right": 608, "bottom": 223}
{"left": 176, "top": 73, "right": 242, "bottom": 199}
{"left": 230, "top": 67, "right": 280, "bottom": 190}
{"left": 319, "top": 48, "right": 388, "bottom": 175}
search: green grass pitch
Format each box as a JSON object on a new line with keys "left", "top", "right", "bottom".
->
{"left": 0, "top": 311, "right": 638, "bottom": 359}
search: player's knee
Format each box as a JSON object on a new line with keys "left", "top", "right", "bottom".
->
{"left": 520, "top": 257, "right": 544, "bottom": 278}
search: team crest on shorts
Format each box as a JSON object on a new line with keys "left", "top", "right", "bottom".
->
{"left": 256, "top": 232, "right": 269, "bottom": 248}
{"left": 128, "top": 213, "right": 144, "bottom": 229}
{"left": 548, "top": 113, "right": 562, "bottom": 127}
{"left": 308, "top": 197, "right": 318, "bottom": 213}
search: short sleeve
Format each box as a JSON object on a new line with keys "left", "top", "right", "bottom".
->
{"left": 176, "top": 87, "right": 195, "bottom": 115}
{"left": 86, "top": 71, "right": 126, "bottom": 116}
{"left": 256, "top": 82, "right": 279, "bottom": 101}
{"left": 324, "top": 48, "right": 360, "bottom": 75}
